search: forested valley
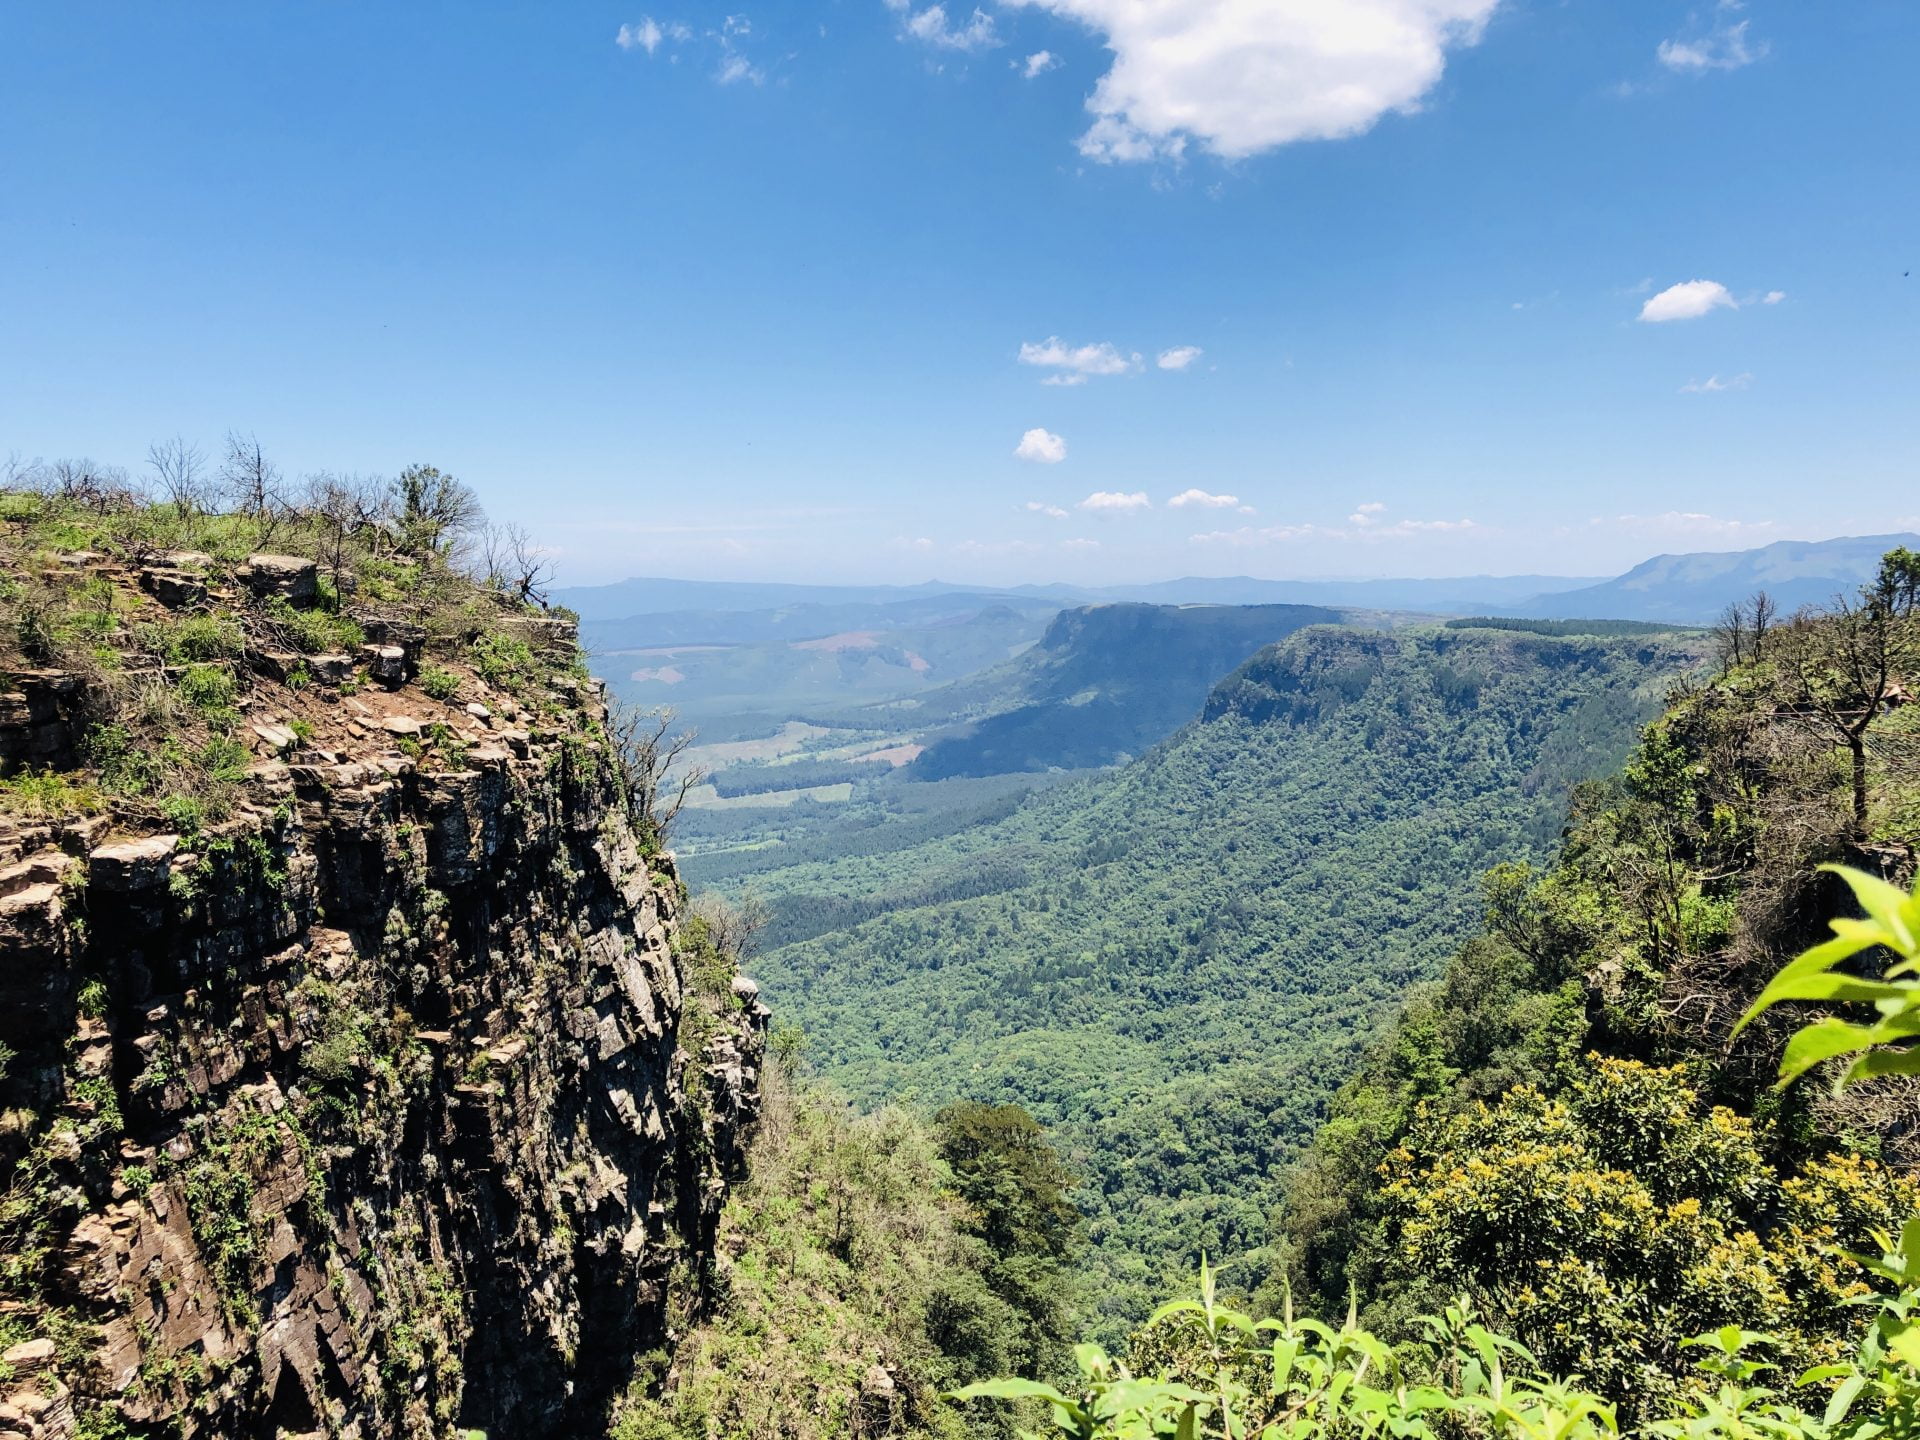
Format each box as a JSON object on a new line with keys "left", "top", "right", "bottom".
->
{"left": 631, "top": 549, "right": 1920, "bottom": 1439}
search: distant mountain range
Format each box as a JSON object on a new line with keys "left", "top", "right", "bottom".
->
{"left": 552, "top": 572, "right": 1603, "bottom": 624}
{"left": 557, "top": 534, "right": 1920, "bottom": 678}
{"left": 1515, "top": 534, "right": 1920, "bottom": 623}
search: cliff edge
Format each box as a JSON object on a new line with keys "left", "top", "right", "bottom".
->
{"left": 0, "top": 485, "right": 765, "bottom": 1439}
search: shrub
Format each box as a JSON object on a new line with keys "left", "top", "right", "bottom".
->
{"left": 177, "top": 664, "right": 236, "bottom": 713}
{"left": 471, "top": 632, "right": 536, "bottom": 690}
{"left": 0, "top": 768, "right": 103, "bottom": 817}
{"left": 168, "top": 613, "right": 245, "bottom": 662}
{"left": 420, "top": 667, "right": 460, "bottom": 702}
{"left": 266, "top": 596, "right": 363, "bottom": 656}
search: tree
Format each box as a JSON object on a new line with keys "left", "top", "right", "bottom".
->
{"left": 479, "top": 521, "right": 553, "bottom": 606}
{"left": 611, "top": 702, "right": 704, "bottom": 847}
{"left": 391, "top": 463, "right": 483, "bottom": 560}
{"left": 1714, "top": 590, "right": 1777, "bottom": 670}
{"left": 146, "top": 436, "right": 214, "bottom": 517}
{"left": 935, "top": 1101, "right": 1081, "bottom": 1378}
{"left": 1773, "top": 565, "right": 1919, "bottom": 834}
{"left": 300, "top": 472, "right": 388, "bottom": 593}
{"left": 220, "top": 430, "right": 282, "bottom": 536}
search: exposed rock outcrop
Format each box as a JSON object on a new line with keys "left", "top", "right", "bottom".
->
{"left": 0, "top": 646, "right": 764, "bottom": 1438}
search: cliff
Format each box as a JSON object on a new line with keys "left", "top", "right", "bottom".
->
{"left": 0, "top": 508, "right": 765, "bottom": 1440}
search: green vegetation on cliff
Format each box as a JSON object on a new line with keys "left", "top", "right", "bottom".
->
{"left": 1275, "top": 549, "right": 1920, "bottom": 1409}
{"left": 612, "top": 1064, "right": 1078, "bottom": 1440}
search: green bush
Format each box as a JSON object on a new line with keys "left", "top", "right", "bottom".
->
{"left": 167, "top": 613, "right": 245, "bottom": 662}
{"left": 177, "top": 664, "right": 236, "bottom": 713}
{"left": 420, "top": 666, "right": 460, "bottom": 701}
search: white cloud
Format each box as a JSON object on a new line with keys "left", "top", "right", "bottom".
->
{"left": 1018, "top": 336, "right": 1142, "bottom": 382}
{"left": 1014, "top": 428, "right": 1068, "bottom": 463}
{"left": 1024, "top": 501, "right": 1070, "bottom": 518}
{"left": 1639, "top": 279, "right": 1737, "bottom": 322}
{"left": 1078, "top": 490, "right": 1152, "bottom": 513}
{"left": 897, "top": 4, "right": 1000, "bottom": 52}
{"left": 1022, "top": 50, "right": 1061, "bottom": 77}
{"left": 1168, "top": 488, "right": 1247, "bottom": 511}
{"left": 997, "top": 0, "right": 1499, "bottom": 162}
{"left": 1658, "top": 15, "right": 1766, "bottom": 73}
{"left": 1349, "top": 501, "right": 1388, "bottom": 524}
{"left": 1763, "top": 290, "right": 1786, "bottom": 305}
{"left": 1680, "top": 372, "right": 1753, "bottom": 394}
{"left": 891, "top": 535, "right": 937, "bottom": 551}
{"left": 1156, "top": 345, "right": 1203, "bottom": 370}
{"left": 616, "top": 19, "right": 665, "bottom": 53}
{"left": 1061, "top": 537, "right": 1102, "bottom": 551}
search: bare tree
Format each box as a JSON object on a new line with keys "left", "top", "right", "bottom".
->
{"left": 221, "top": 430, "right": 283, "bottom": 533}
{"left": 302, "top": 472, "right": 388, "bottom": 588}
{"left": 480, "top": 522, "right": 554, "bottom": 607}
{"left": 146, "top": 436, "right": 214, "bottom": 516}
{"left": 0, "top": 453, "right": 38, "bottom": 491}
{"left": 1772, "top": 563, "right": 1920, "bottom": 835}
{"left": 44, "top": 458, "right": 135, "bottom": 513}
{"left": 1713, "top": 590, "right": 1779, "bottom": 672}
{"left": 1751, "top": 590, "right": 1778, "bottom": 659}
{"left": 611, "top": 702, "right": 705, "bottom": 845}
{"left": 691, "top": 891, "right": 771, "bottom": 964}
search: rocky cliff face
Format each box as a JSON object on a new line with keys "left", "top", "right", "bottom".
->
{"left": 0, "top": 550, "right": 764, "bottom": 1439}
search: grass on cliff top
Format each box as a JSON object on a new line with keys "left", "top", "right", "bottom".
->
{"left": 0, "top": 465, "right": 604, "bottom": 827}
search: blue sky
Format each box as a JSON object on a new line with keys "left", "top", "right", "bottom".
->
{"left": 1, "top": 1, "right": 1915, "bottom": 586}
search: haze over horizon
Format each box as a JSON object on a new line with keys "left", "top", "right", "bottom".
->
{"left": 3, "top": 2, "right": 1915, "bottom": 588}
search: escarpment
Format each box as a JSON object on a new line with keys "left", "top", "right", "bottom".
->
{"left": 0, "top": 524, "right": 765, "bottom": 1440}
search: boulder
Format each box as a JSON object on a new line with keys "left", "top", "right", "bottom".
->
{"left": 139, "top": 566, "right": 208, "bottom": 610}
{"left": 239, "top": 554, "right": 319, "bottom": 606}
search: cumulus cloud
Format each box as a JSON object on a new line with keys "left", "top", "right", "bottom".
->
{"left": 1658, "top": 11, "right": 1766, "bottom": 73}
{"left": 1079, "top": 490, "right": 1152, "bottom": 513}
{"left": 892, "top": 2, "right": 1000, "bottom": 51}
{"left": 1022, "top": 50, "right": 1061, "bottom": 77}
{"left": 1024, "top": 501, "right": 1070, "bottom": 518}
{"left": 997, "top": 0, "right": 1499, "bottom": 162}
{"left": 1014, "top": 428, "right": 1068, "bottom": 463}
{"left": 1763, "top": 290, "right": 1786, "bottom": 305}
{"left": 1156, "top": 345, "right": 1204, "bottom": 370}
{"left": 616, "top": 19, "right": 666, "bottom": 52}
{"left": 1061, "top": 537, "right": 1102, "bottom": 551}
{"left": 1168, "top": 488, "right": 1250, "bottom": 512}
{"left": 1349, "top": 501, "right": 1388, "bottom": 524}
{"left": 1639, "top": 279, "right": 1738, "bottom": 322}
{"left": 1680, "top": 373, "right": 1753, "bottom": 394}
{"left": 1018, "top": 336, "right": 1142, "bottom": 383}
{"left": 891, "top": 535, "right": 937, "bottom": 551}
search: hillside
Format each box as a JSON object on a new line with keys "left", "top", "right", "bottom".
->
{"left": 894, "top": 602, "right": 1340, "bottom": 779}
{"left": 1274, "top": 555, "right": 1920, "bottom": 1411}
{"left": 1522, "top": 532, "right": 1920, "bottom": 623}
{"left": 732, "top": 623, "right": 1706, "bottom": 1331}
